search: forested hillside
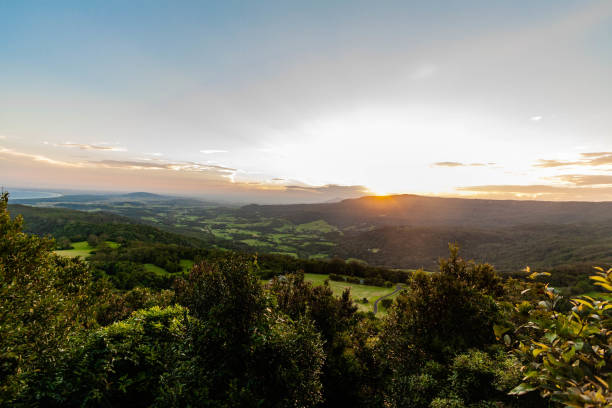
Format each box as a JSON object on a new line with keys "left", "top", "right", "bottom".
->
{"left": 9, "top": 204, "right": 208, "bottom": 247}
{"left": 2, "top": 193, "right": 610, "bottom": 407}
{"left": 335, "top": 223, "right": 612, "bottom": 271}
{"left": 240, "top": 194, "right": 612, "bottom": 228}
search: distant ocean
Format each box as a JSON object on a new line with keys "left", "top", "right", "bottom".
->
{"left": 3, "top": 189, "right": 62, "bottom": 199}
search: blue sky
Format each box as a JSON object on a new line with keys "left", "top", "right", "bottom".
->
{"left": 2, "top": 1, "right": 612, "bottom": 202}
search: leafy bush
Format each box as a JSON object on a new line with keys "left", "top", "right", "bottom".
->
{"left": 508, "top": 268, "right": 612, "bottom": 407}
{"left": 46, "top": 306, "right": 191, "bottom": 407}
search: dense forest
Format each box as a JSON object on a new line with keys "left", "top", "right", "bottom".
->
{"left": 2, "top": 192, "right": 611, "bottom": 407}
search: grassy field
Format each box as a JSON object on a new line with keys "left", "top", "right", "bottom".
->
{"left": 145, "top": 259, "right": 195, "bottom": 275}
{"left": 54, "top": 240, "right": 120, "bottom": 259}
{"left": 143, "top": 263, "right": 169, "bottom": 275}
{"left": 303, "top": 273, "right": 398, "bottom": 313}
{"left": 54, "top": 241, "right": 96, "bottom": 258}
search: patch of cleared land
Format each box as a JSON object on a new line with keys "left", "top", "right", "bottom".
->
{"left": 54, "top": 241, "right": 96, "bottom": 258}
{"left": 303, "top": 273, "right": 397, "bottom": 313}
{"left": 54, "top": 240, "right": 120, "bottom": 259}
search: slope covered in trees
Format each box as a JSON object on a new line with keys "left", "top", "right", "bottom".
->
{"left": 239, "top": 194, "right": 612, "bottom": 228}
{"left": 2, "top": 193, "right": 610, "bottom": 407}
{"left": 9, "top": 204, "right": 208, "bottom": 247}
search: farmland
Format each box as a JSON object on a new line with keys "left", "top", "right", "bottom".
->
{"left": 302, "top": 273, "right": 401, "bottom": 313}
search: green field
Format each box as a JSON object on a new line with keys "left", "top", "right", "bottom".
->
{"left": 303, "top": 273, "right": 398, "bottom": 313}
{"left": 54, "top": 241, "right": 96, "bottom": 258}
{"left": 54, "top": 240, "right": 120, "bottom": 259}
{"left": 295, "top": 220, "right": 338, "bottom": 233}
{"left": 143, "top": 263, "right": 169, "bottom": 275}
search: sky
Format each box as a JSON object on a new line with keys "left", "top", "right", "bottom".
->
{"left": 1, "top": 0, "right": 612, "bottom": 203}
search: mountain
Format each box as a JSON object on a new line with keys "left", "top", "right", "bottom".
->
{"left": 239, "top": 194, "right": 612, "bottom": 228}
{"left": 120, "top": 192, "right": 168, "bottom": 199}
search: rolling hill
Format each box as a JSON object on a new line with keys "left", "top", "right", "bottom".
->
{"left": 239, "top": 194, "right": 612, "bottom": 228}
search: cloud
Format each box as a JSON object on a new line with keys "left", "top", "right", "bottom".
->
{"left": 530, "top": 116, "right": 543, "bottom": 121}
{"left": 433, "top": 161, "right": 495, "bottom": 167}
{"left": 284, "top": 184, "right": 369, "bottom": 196}
{"left": 0, "top": 147, "right": 82, "bottom": 167}
{"left": 200, "top": 149, "right": 228, "bottom": 154}
{"left": 535, "top": 159, "right": 581, "bottom": 168}
{"left": 457, "top": 184, "right": 567, "bottom": 194}
{"left": 535, "top": 152, "right": 612, "bottom": 168}
{"left": 454, "top": 183, "right": 612, "bottom": 201}
{"left": 92, "top": 159, "right": 236, "bottom": 174}
{"left": 0, "top": 146, "right": 372, "bottom": 204}
{"left": 1, "top": 147, "right": 237, "bottom": 175}
{"left": 58, "top": 143, "right": 126, "bottom": 151}
{"left": 553, "top": 174, "right": 612, "bottom": 186}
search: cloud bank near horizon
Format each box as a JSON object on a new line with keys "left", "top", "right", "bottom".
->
{"left": 1, "top": 1, "right": 612, "bottom": 201}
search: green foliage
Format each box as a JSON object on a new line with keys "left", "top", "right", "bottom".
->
{"left": 379, "top": 297, "right": 393, "bottom": 309}
{"left": 45, "top": 306, "right": 191, "bottom": 407}
{"left": 382, "top": 270, "right": 500, "bottom": 360}
{"left": 448, "top": 350, "right": 521, "bottom": 404}
{"left": 8, "top": 194, "right": 610, "bottom": 408}
{"left": 378, "top": 247, "right": 527, "bottom": 408}
{"left": 175, "top": 258, "right": 326, "bottom": 407}
{"left": 0, "top": 193, "right": 94, "bottom": 404}
{"left": 94, "top": 285, "right": 174, "bottom": 326}
{"left": 507, "top": 267, "right": 612, "bottom": 407}
{"left": 268, "top": 273, "right": 380, "bottom": 406}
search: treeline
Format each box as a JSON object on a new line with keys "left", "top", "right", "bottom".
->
{"left": 257, "top": 253, "right": 412, "bottom": 283}
{"left": 2, "top": 194, "right": 611, "bottom": 407}
{"left": 85, "top": 241, "right": 413, "bottom": 289}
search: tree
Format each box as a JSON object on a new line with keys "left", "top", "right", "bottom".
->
{"left": 56, "top": 236, "right": 72, "bottom": 250}
{"left": 87, "top": 233, "right": 99, "bottom": 248}
{"left": 382, "top": 269, "right": 500, "bottom": 361}
{"left": 45, "top": 306, "right": 191, "bottom": 407}
{"left": 175, "top": 258, "right": 325, "bottom": 407}
{"left": 268, "top": 273, "right": 382, "bottom": 407}
{"left": 0, "top": 193, "right": 94, "bottom": 404}
{"left": 378, "top": 247, "right": 507, "bottom": 408}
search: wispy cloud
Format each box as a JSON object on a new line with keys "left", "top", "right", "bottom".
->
{"left": 1, "top": 146, "right": 234, "bottom": 175}
{"left": 535, "top": 152, "right": 612, "bottom": 168}
{"left": 284, "top": 184, "right": 369, "bottom": 196}
{"left": 200, "top": 149, "right": 228, "bottom": 154}
{"left": 457, "top": 184, "right": 568, "bottom": 194}
{"left": 92, "top": 159, "right": 236, "bottom": 174}
{"left": 455, "top": 183, "right": 612, "bottom": 201}
{"left": 0, "top": 147, "right": 82, "bottom": 167}
{"left": 57, "top": 142, "right": 127, "bottom": 151}
{"left": 553, "top": 174, "right": 612, "bottom": 186}
{"left": 433, "top": 161, "right": 495, "bottom": 167}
